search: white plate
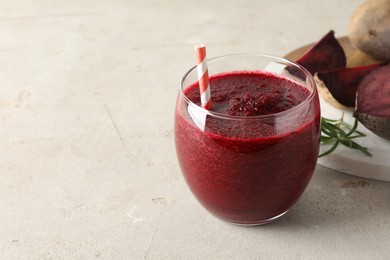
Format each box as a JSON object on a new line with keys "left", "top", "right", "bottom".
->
{"left": 318, "top": 96, "right": 390, "bottom": 182}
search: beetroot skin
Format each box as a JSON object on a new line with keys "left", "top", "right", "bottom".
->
{"left": 354, "top": 64, "right": 390, "bottom": 139}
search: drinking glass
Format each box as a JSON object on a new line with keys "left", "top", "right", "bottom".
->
{"left": 174, "top": 54, "right": 320, "bottom": 225}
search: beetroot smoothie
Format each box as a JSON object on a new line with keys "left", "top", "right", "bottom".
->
{"left": 175, "top": 56, "right": 320, "bottom": 225}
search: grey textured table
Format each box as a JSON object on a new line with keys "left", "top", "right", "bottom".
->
{"left": 1, "top": 0, "right": 389, "bottom": 259}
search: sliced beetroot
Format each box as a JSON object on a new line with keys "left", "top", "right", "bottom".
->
{"left": 316, "top": 62, "right": 384, "bottom": 107}
{"left": 354, "top": 64, "right": 390, "bottom": 139}
{"left": 295, "top": 30, "right": 346, "bottom": 75}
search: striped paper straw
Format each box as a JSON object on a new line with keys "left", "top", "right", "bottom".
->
{"left": 194, "top": 44, "right": 212, "bottom": 110}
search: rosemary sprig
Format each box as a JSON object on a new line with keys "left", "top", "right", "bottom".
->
{"left": 320, "top": 113, "right": 372, "bottom": 157}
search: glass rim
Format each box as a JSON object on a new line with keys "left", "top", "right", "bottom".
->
{"left": 179, "top": 53, "right": 317, "bottom": 120}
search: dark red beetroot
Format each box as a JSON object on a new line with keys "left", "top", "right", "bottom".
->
{"left": 316, "top": 63, "right": 384, "bottom": 107}
{"left": 295, "top": 30, "right": 346, "bottom": 75}
{"left": 354, "top": 64, "right": 390, "bottom": 139}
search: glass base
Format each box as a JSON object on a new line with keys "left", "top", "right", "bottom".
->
{"left": 218, "top": 210, "right": 289, "bottom": 226}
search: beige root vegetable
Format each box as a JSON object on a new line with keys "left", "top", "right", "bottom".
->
{"left": 348, "top": 0, "right": 390, "bottom": 60}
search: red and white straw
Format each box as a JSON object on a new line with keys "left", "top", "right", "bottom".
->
{"left": 194, "top": 44, "right": 212, "bottom": 110}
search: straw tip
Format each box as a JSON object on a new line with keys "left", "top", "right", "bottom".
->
{"left": 194, "top": 43, "right": 206, "bottom": 50}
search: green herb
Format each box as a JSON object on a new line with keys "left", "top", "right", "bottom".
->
{"left": 320, "top": 113, "right": 372, "bottom": 157}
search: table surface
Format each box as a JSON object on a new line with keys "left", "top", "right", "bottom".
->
{"left": 1, "top": 0, "right": 389, "bottom": 259}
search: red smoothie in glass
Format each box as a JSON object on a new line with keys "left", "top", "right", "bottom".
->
{"left": 175, "top": 71, "right": 320, "bottom": 225}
